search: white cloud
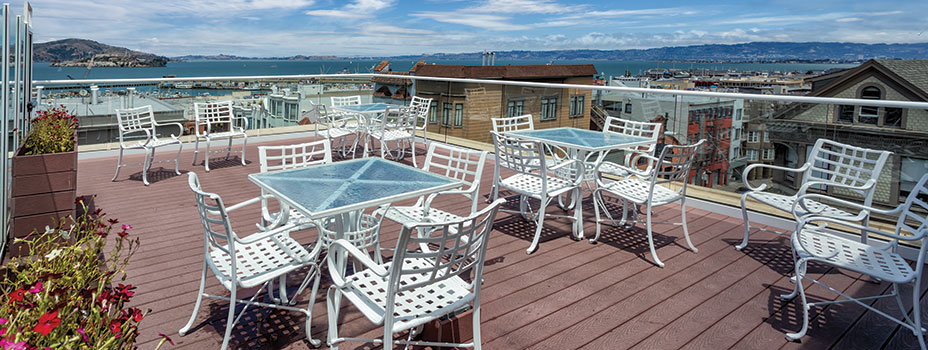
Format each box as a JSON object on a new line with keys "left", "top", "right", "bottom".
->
{"left": 411, "top": 12, "right": 531, "bottom": 31}
{"left": 305, "top": 0, "right": 394, "bottom": 19}
{"left": 466, "top": 0, "right": 586, "bottom": 14}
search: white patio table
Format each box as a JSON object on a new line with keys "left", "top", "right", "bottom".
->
{"left": 506, "top": 127, "right": 654, "bottom": 237}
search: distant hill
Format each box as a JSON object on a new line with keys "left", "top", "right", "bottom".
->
{"left": 34, "top": 38, "right": 167, "bottom": 66}
{"left": 386, "top": 42, "right": 928, "bottom": 62}
{"left": 171, "top": 54, "right": 341, "bottom": 61}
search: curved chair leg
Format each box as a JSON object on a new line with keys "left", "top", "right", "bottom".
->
{"left": 112, "top": 148, "right": 124, "bottom": 181}
{"left": 736, "top": 193, "right": 751, "bottom": 251}
{"left": 179, "top": 261, "right": 207, "bottom": 336}
{"left": 204, "top": 139, "right": 212, "bottom": 172}
{"left": 645, "top": 204, "right": 664, "bottom": 268}
{"left": 472, "top": 303, "right": 483, "bottom": 350}
{"left": 781, "top": 247, "right": 800, "bottom": 300}
{"left": 240, "top": 136, "right": 247, "bottom": 166}
{"left": 298, "top": 266, "right": 323, "bottom": 347}
{"left": 410, "top": 138, "right": 418, "bottom": 168}
{"left": 192, "top": 138, "right": 200, "bottom": 166}
{"left": 572, "top": 188, "right": 583, "bottom": 240}
{"left": 142, "top": 148, "right": 153, "bottom": 186}
{"left": 592, "top": 189, "right": 603, "bottom": 243}
{"left": 526, "top": 197, "right": 550, "bottom": 255}
{"left": 225, "top": 137, "right": 233, "bottom": 160}
{"left": 326, "top": 286, "right": 341, "bottom": 350}
{"left": 786, "top": 259, "right": 810, "bottom": 341}
{"left": 174, "top": 142, "right": 183, "bottom": 175}
{"left": 913, "top": 279, "right": 927, "bottom": 350}
{"left": 680, "top": 197, "right": 698, "bottom": 253}
{"left": 220, "top": 287, "right": 237, "bottom": 350}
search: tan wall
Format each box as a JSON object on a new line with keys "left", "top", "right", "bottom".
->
{"left": 416, "top": 77, "right": 594, "bottom": 144}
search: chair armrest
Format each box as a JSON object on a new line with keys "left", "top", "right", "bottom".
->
{"left": 236, "top": 222, "right": 299, "bottom": 244}
{"left": 548, "top": 159, "right": 584, "bottom": 183}
{"left": 793, "top": 192, "right": 903, "bottom": 221}
{"left": 326, "top": 239, "right": 389, "bottom": 288}
{"left": 225, "top": 194, "right": 274, "bottom": 212}
{"left": 120, "top": 129, "right": 153, "bottom": 147}
{"left": 153, "top": 121, "right": 185, "bottom": 138}
{"left": 234, "top": 115, "right": 249, "bottom": 131}
{"left": 742, "top": 163, "right": 811, "bottom": 192}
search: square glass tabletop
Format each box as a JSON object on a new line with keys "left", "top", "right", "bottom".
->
{"left": 248, "top": 158, "right": 461, "bottom": 218}
{"left": 333, "top": 103, "right": 394, "bottom": 114}
{"left": 509, "top": 127, "right": 651, "bottom": 152}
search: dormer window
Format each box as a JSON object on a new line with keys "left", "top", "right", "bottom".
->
{"left": 834, "top": 84, "right": 903, "bottom": 128}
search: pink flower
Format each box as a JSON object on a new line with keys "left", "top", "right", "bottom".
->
{"left": 76, "top": 327, "right": 89, "bottom": 345}
{"left": 121, "top": 224, "right": 132, "bottom": 231}
{"left": 28, "top": 282, "right": 42, "bottom": 294}
{"left": 32, "top": 310, "right": 60, "bottom": 336}
{"left": 0, "top": 337, "right": 27, "bottom": 350}
{"left": 158, "top": 332, "right": 174, "bottom": 346}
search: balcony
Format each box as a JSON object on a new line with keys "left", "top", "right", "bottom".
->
{"left": 62, "top": 132, "right": 922, "bottom": 349}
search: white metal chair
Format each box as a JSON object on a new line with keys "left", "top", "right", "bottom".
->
{"left": 179, "top": 172, "right": 323, "bottom": 349}
{"left": 304, "top": 104, "right": 360, "bottom": 158}
{"left": 382, "top": 142, "right": 488, "bottom": 229}
{"left": 592, "top": 140, "right": 705, "bottom": 268}
{"left": 410, "top": 96, "right": 432, "bottom": 144}
{"left": 595, "top": 117, "right": 662, "bottom": 180}
{"left": 325, "top": 198, "right": 505, "bottom": 350}
{"left": 192, "top": 101, "right": 248, "bottom": 172}
{"left": 737, "top": 138, "right": 892, "bottom": 250}
{"left": 331, "top": 95, "right": 361, "bottom": 107}
{"left": 782, "top": 173, "right": 928, "bottom": 348}
{"left": 368, "top": 106, "right": 418, "bottom": 167}
{"left": 491, "top": 131, "right": 584, "bottom": 254}
{"left": 257, "top": 139, "right": 332, "bottom": 230}
{"left": 112, "top": 105, "right": 184, "bottom": 186}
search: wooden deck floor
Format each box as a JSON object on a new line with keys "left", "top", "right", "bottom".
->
{"left": 75, "top": 134, "right": 927, "bottom": 349}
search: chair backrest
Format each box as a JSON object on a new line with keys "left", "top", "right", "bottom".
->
{"left": 647, "top": 139, "right": 705, "bottom": 198}
{"left": 258, "top": 139, "right": 332, "bottom": 173}
{"left": 423, "top": 142, "right": 489, "bottom": 213}
{"left": 491, "top": 114, "right": 534, "bottom": 133}
{"left": 115, "top": 105, "right": 155, "bottom": 143}
{"left": 187, "top": 173, "right": 239, "bottom": 280}
{"left": 894, "top": 173, "right": 928, "bottom": 243}
{"left": 380, "top": 106, "right": 416, "bottom": 133}
{"left": 410, "top": 96, "right": 432, "bottom": 129}
{"left": 491, "top": 131, "right": 549, "bottom": 189}
{"left": 303, "top": 104, "right": 328, "bottom": 124}
{"left": 331, "top": 95, "right": 361, "bottom": 107}
{"left": 385, "top": 198, "right": 504, "bottom": 312}
{"left": 603, "top": 116, "right": 662, "bottom": 164}
{"left": 194, "top": 101, "right": 234, "bottom": 136}
{"left": 803, "top": 139, "right": 892, "bottom": 202}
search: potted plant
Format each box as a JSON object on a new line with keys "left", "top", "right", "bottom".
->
{"left": 9, "top": 106, "right": 79, "bottom": 257}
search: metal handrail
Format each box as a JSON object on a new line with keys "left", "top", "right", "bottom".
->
{"left": 33, "top": 73, "right": 928, "bottom": 110}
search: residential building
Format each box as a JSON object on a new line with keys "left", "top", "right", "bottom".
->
{"left": 768, "top": 59, "right": 928, "bottom": 204}
{"left": 413, "top": 64, "right": 597, "bottom": 144}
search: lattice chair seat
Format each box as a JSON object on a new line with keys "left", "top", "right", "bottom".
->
{"left": 340, "top": 258, "right": 473, "bottom": 332}
{"left": 369, "top": 129, "right": 413, "bottom": 142}
{"left": 125, "top": 138, "right": 179, "bottom": 149}
{"left": 600, "top": 178, "right": 682, "bottom": 205}
{"left": 793, "top": 228, "right": 913, "bottom": 283}
{"left": 385, "top": 206, "right": 466, "bottom": 226}
{"left": 209, "top": 233, "right": 314, "bottom": 289}
{"left": 318, "top": 127, "right": 354, "bottom": 140}
{"left": 596, "top": 161, "right": 627, "bottom": 177}
{"left": 500, "top": 173, "right": 574, "bottom": 198}
{"left": 750, "top": 192, "right": 855, "bottom": 218}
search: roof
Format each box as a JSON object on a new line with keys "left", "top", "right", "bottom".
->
{"left": 370, "top": 71, "right": 411, "bottom": 85}
{"left": 873, "top": 59, "right": 928, "bottom": 96}
{"left": 414, "top": 64, "right": 597, "bottom": 79}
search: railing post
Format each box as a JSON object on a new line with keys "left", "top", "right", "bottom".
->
{"left": 1, "top": 4, "right": 10, "bottom": 258}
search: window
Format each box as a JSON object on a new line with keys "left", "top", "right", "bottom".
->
{"left": 507, "top": 99, "right": 524, "bottom": 118}
{"left": 569, "top": 95, "right": 585, "bottom": 118}
{"left": 733, "top": 146, "right": 741, "bottom": 158}
{"left": 835, "top": 85, "right": 903, "bottom": 127}
{"left": 540, "top": 97, "right": 558, "bottom": 121}
{"left": 441, "top": 103, "right": 452, "bottom": 127}
{"left": 763, "top": 131, "right": 769, "bottom": 142}
{"left": 429, "top": 101, "right": 438, "bottom": 124}
{"left": 453, "top": 104, "right": 463, "bottom": 127}
{"left": 748, "top": 131, "right": 760, "bottom": 143}
{"left": 746, "top": 149, "right": 759, "bottom": 161}
{"left": 763, "top": 149, "right": 775, "bottom": 160}
{"left": 733, "top": 127, "right": 740, "bottom": 140}
{"left": 735, "top": 109, "right": 742, "bottom": 121}
{"left": 624, "top": 103, "right": 632, "bottom": 114}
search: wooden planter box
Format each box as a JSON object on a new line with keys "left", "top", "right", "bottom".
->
{"left": 419, "top": 308, "right": 473, "bottom": 349}
{"left": 8, "top": 135, "right": 78, "bottom": 257}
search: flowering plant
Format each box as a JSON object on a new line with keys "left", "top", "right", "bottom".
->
{"left": 0, "top": 197, "right": 164, "bottom": 349}
{"left": 21, "top": 105, "right": 78, "bottom": 155}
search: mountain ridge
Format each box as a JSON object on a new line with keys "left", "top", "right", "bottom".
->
{"left": 33, "top": 38, "right": 167, "bottom": 65}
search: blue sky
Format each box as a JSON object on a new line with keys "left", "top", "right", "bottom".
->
{"left": 18, "top": 0, "right": 928, "bottom": 57}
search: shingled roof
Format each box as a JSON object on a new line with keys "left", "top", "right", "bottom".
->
{"left": 874, "top": 59, "right": 928, "bottom": 96}
{"left": 414, "top": 64, "right": 597, "bottom": 79}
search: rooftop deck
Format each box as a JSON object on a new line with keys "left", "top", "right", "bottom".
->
{"left": 76, "top": 134, "right": 927, "bottom": 349}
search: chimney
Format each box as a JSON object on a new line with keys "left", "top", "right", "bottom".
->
{"left": 490, "top": 52, "right": 496, "bottom": 66}
{"left": 90, "top": 85, "right": 99, "bottom": 105}
{"left": 126, "top": 87, "right": 135, "bottom": 108}
{"left": 481, "top": 51, "right": 486, "bottom": 66}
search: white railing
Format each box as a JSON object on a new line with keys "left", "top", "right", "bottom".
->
{"left": 34, "top": 73, "right": 928, "bottom": 110}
